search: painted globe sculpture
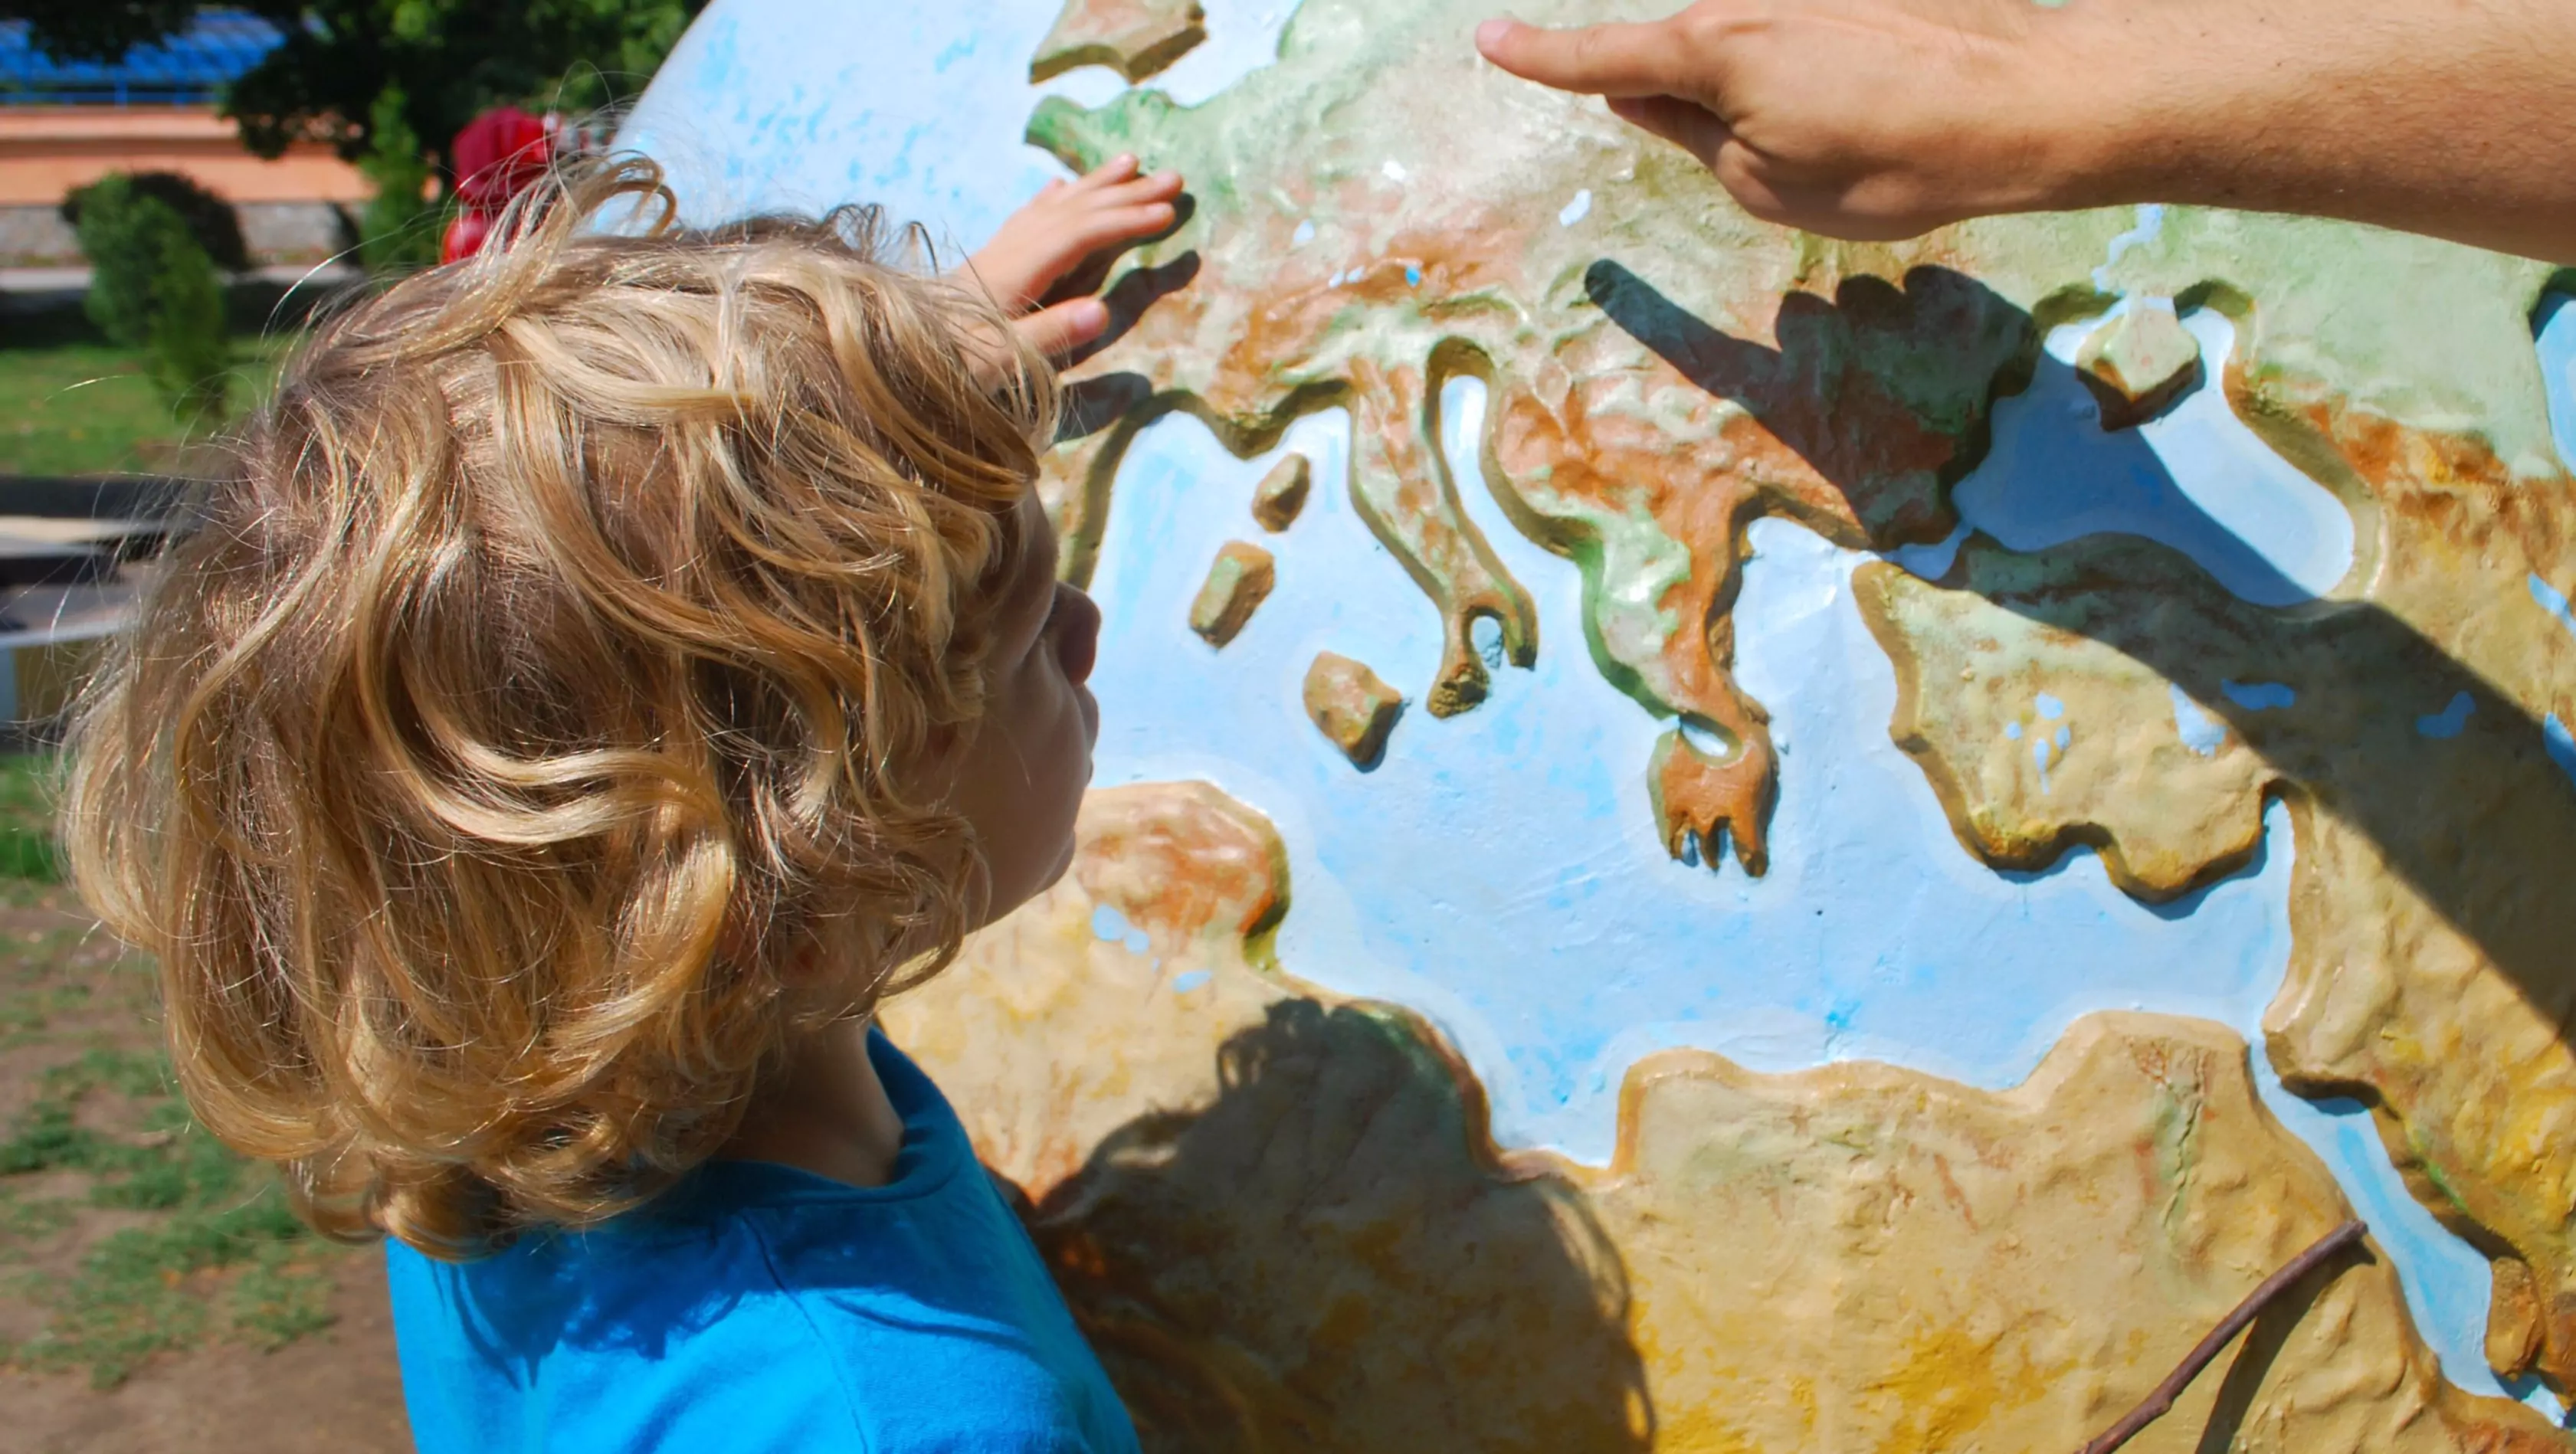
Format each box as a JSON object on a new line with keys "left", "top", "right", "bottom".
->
{"left": 627, "top": 2, "right": 2576, "bottom": 1445}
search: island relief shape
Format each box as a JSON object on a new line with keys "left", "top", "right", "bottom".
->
{"left": 1024, "top": 0, "right": 2556, "bottom": 876}
{"left": 883, "top": 783, "right": 2560, "bottom": 1451}
{"left": 1851, "top": 324, "right": 2576, "bottom": 1395}
{"left": 1028, "top": 0, "right": 1207, "bottom": 84}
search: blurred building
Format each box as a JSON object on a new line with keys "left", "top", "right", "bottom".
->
{"left": 0, "top": 14, "right": 340, "bottom": 731}
{"left": 0, "top": 10, "right": 368, "bottom": 269}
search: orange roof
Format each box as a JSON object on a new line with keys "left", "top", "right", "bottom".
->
{"left": 0, "top": 105, "right": 368, "bottom": 206}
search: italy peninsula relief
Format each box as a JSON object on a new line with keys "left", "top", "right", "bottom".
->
{"left": 876, "top": 0, "right": 2576, "bottom": 1444}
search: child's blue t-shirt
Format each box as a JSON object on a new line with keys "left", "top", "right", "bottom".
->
{"left": 385, "top": 1030, "right": 1140, "bottom": 1454}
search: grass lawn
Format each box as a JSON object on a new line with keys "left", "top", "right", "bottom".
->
{"left": 0, "top": 338, "right": 294, "bottom": 478}
{"left": 0, "top": 755, "right": 357, "bottom": 1390}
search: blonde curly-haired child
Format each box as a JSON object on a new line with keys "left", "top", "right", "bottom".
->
{"left": 64, "top": 152, "right": 1183, "bottom": 1452}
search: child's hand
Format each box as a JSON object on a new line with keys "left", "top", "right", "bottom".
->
{"left": 965, "top": 155, "right": 1184, "bottom": 359}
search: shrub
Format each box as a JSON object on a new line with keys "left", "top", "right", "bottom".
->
{"left": 70, "top": 174, "right": 230, "bottom": 421}
{"left": 356, "top": 86, "right": 444, "bottom": 275}
{"left": 60, "top": 172, "right": 251, "bottom": 275}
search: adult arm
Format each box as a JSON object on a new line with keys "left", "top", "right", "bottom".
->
{"left": 1476, "top": 0, "right": 2576, "bottom": 264}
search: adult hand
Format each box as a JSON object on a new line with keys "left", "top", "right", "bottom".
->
{"left": 1476, "top": 0, "right": 2576, "bottom": 262}
{"left": 1474, "top": 0, "right": 2084, "bottom": 241}
{"left": 965, "top": 155, "right": 1185, "bottom": 358}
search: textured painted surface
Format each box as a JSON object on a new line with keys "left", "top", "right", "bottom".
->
{"left": 628, "top": 0, "right": 2576, "bottom": 1436}
{"left": 1301, "top": 650, "right": 1401, "bottom": 766}
{"left": 1029, "top": 0, "right": 1207, "bottom": 82}
{"left": 887, "top": 785, "right": 2562, "bottom": 1450}
{"left": 1854, "top": 343, "right": 2576, "bottom": 1391}
{"left": 1946, "top": 306, "right": 2358, "bottom": 608}
{"left": 2076, "top": 302, "right": 2204, "bottom": 430}
{"left": 1187, "top": 539, "right": 1274, "bottom": 646}
{"left": 1249, "top": 451, "right": 1310, "bottom": 531}
{"left": 1021, "top": 0, "right": 2554, "bottom": 869}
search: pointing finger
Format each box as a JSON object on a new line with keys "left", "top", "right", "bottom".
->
{"left": 1476, "top": 16, "right": 1687, "bottom": 98}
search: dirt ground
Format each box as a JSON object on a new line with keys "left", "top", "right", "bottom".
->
{"left": 0, "top": 1251, "right": 407, "bottom": 1454}
{"left": 0, "top": 814, "right": 410, "bottom": 1454}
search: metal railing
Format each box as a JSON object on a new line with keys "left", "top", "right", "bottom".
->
{"left": 0, "top": 84, "right": 231, "bottom": 106}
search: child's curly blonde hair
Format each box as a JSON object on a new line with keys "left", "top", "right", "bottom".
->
{"left": 62, "top": 157, "right": 1058, "bottom": 1256}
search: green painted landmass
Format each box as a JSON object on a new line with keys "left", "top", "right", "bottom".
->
{"left": 1027, "top": 0, "right": 2560, "bottom": 871}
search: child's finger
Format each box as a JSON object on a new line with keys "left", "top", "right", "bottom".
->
{"left": 1031, "top": 207, "right": 1175, "bottom": 278}
{"left": 1065, "top": 202, "right": 1179, "bottom": 251}
{"left": 1097, "top": 171, "right": 1184, "bottom": 205}
{"left": 1012, "top": 297, "right": 1113, "bottom": 358}
{"left": 1077, "top": 155, "right": 1142, "bottom": 188}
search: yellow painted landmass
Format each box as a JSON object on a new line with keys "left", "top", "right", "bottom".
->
{"left": 888, "top": 783, "right": 2559, "bottom": 1449}
{"left": 1853, "top": 339, "right": 2576, "bottom": 1393}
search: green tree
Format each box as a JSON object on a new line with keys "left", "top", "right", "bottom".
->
{"left": 72, "top": 174, "right": 230, "bottom": 421}
{"left": 61, "top": 170, "right": 251, "bottom": 273}
{"left": 354, "top": 84, "right": 441, "bottom": 273}
{"left": 0, "top": 2, "right": 706, "bottom": 166}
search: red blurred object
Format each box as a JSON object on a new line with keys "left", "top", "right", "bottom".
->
{"left": 440, "top": 106, "right": 557, "bottom": 263}
{"left": 453, "top": 106, "right": 554, "bottom": 209}
{"left": 440, "top": 211, "right": 493, "bottom": 266}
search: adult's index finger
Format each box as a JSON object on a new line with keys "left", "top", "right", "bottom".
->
{"left": 1474, "top": 16, "right": 1687, "bottom": 97}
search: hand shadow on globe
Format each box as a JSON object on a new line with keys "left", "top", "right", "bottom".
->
{"left": 1587, "top": 258, "right": 2576, "bottom": 1385}
{"left": 1001, "top": 999, "right": 1653, "bottom": 1453}
{"left": 1586, "top": 258, "right": 2576, "bottom": 1035}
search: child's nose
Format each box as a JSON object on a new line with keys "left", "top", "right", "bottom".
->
{"left": 1054, "top": 584, "right": 1101, "bottom": 686}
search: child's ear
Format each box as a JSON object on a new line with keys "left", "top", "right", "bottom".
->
{"left": 775, "top": 932, "right": 829, "bottom": 990}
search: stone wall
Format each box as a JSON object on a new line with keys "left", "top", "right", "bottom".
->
{"left": 0, "top": 200, "right": 356, "bottom": 267}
